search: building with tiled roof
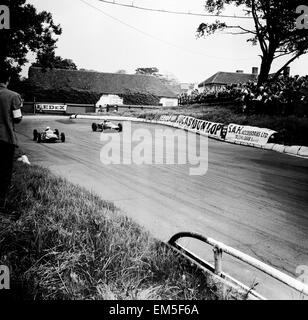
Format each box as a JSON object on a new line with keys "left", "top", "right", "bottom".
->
{"left": 198, "top": 68, "right": 259, "bottom": 92}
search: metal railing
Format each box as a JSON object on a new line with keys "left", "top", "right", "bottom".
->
{"left": 168, "top": 232, "right": 308, "bottom": 299}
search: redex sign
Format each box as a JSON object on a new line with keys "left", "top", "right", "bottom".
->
{"left": 35, "top": 104, "right": 67, "bottom": 112}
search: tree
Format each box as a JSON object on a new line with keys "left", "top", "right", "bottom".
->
{"left": 79, "top": 68, "right": 98, "bottom": 72}
{"left": 135, "top": 67, "right": 160, "bottom": 76}
{"left": 32, "top": 52, "right": 77, "bottom": 70}
{"left": 115, "top": 69, "right": 127, "bottom": 74}
{"left": 158, "top": 72, "right": 181, "bottom": 94}
{"left": 197, "top": 0, "right": 308, "bottom": 85}
{"left": 135, "top": 67, "right": 181, "bottom": 93}
{"left": 0, "top": 0, "right": 61, "bottom": 77}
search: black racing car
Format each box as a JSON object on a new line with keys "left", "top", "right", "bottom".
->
{"left": 91, "top": 120, "right": 123, "bottom": 132}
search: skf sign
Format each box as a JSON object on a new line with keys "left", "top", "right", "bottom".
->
{"left": 296, "top": 5, "right": 308, "bottom": 29}
{"left": 0, "top": 5, "right": 10, "bottom": 30}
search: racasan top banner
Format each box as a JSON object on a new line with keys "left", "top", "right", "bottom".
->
{"left": 175, "top": 115, "right": 224, "bottom": 139}
{"left": 159, "top": 114, "right": 224, "bottom": 139}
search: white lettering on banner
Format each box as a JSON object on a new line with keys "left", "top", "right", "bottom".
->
{"left": 35, "top": 104, "right": 67, "bottom": 112}
{"left": 171, "top": 115, "right": 178, "bottom": 122}
{"left": 226, "top": 123, "right": 276, "bottom": 145}
{"left": 159, "top": 115, "right": 180, "bottom": 123}
{"left": 160, "top": 115, "right": 172, "bottom": 122}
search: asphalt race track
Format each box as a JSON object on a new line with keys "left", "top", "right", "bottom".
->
{"left": 15, "top": 115, "right": 308, "bottom": 300}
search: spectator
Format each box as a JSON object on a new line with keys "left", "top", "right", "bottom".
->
{"left": 0, "top": 68, "right": 23, "bottom": 219}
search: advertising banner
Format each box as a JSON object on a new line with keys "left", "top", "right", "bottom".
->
{"left": 175, "top": 115, "right": 224, "bottom": 139}
{"left": 226, "top": 124, "right": 276, "bottom": 145}
{"left": 35, "top": 104, "right": 67, "bottom": 112}
{"left": 159, "top": 115, "right": 179, "bottom": 122}
{"left": 158, "top": 115, "right": 276, "bottom": 144}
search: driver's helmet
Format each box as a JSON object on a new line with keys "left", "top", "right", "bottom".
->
{"left": 45, "top": 126, "right": 51, "bottom": 131}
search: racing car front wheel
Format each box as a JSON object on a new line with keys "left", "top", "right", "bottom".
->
{"left": 60, "top": 133, "right": 65, "bottom": 143}
{"left": 92, "top": 123, "right": 97, "bottom": 132}
{"left": 54, "top": 129, "right": 59, "bottom": 137}
{"left": 118, "top": 123, "right": 123, "bottom": 132}
{"left": 37, "top": 133, "right": 42, "bottom": 143}
{"left": 33, "top": 129, "right": 38, "bottom": 141}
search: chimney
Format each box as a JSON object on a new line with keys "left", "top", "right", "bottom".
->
{"left": 283, "top": 67, "right": 290, "bottom": 77}
{"left": 236, "top": 70, "right": 244, "bottom": 73}
{"left": 252, "top": 67, "right": 259, "bottom": 75}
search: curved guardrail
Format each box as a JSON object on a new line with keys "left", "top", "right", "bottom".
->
{"left": 168, "top": 232, "right": 308, "bottom": 299}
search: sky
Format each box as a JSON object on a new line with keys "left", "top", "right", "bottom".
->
{"left": 23, "top": 0, "right": 308, "bottom": 84}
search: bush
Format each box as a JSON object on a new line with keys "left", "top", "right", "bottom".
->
{"left": 120, "top": 92, "right": 160, "bottom": 106}
{"left": 179, "top": 75, "right": 308, "bottom": 117}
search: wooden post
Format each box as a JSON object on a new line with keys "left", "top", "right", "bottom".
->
{"left": 213, "top": 245, "right": 223, "bottom": 275}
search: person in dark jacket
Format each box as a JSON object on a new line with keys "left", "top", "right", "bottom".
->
{"left": 0, "top": 68, "right": 23, "bottom": 218}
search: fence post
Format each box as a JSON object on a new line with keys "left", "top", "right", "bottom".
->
{"left": 213, "top": 245, "right": 223, "bottom": 275}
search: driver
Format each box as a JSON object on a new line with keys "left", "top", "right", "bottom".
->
{"left": 45, "top": 126, "right": 54, "bottom": 138}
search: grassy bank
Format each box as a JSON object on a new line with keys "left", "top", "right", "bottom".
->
{"left": 0, "top": 163, "right": 245, "bottom": 300}
{"left": 109, "top": 104, "right": 308, "bottom": 146}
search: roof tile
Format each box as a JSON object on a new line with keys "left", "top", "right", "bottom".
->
{"left": 199, "top": 72, "right": 258, "bottom": 87}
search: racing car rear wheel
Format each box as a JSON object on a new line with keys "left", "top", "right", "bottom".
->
{"left": 60, "top": 133, "right": 65, "bottom": 143}
{"left": 37, "top": 133, "right": 42, "bottom": 143}
{"left": 117, "top": 123, "right": 123, "bottom": 132}
{"left": 92, "top": 123, "right": 97, "bottom": 132}
{"left": 33, "top": 129, "right": 38, "bottom": 141}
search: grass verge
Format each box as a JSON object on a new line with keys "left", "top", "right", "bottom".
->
{"left": 0, "top": 163, "right": 245, "bottom": 300}
{"left": 106, "top": 105, "right": 308, "bottom": 146}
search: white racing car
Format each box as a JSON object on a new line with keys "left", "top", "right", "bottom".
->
{"left": 33, "top": 127, "right": 66, "bottom": 143}
{"left": 91, "top": 120, "right": 123, "bottom": 132}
